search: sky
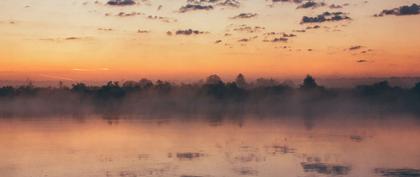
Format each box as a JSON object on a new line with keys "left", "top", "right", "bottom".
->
{"left": 0, "top": 0, "right": 420, "bottom": 82}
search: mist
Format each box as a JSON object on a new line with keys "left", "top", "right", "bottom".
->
{"left": 1, "top": 74, "right": 420, "bottom": 119}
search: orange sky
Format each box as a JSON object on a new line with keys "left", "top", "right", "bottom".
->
{"left": 1, "top": 0, "right": 420, "bottom": 81}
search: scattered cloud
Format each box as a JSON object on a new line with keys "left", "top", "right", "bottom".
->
{"left": 179, "top": 4, "right": 214, "bottom": 13}
{"left": 329, "top": 4, "right": 343, "bottom": 9}
{"left": 230, "top": 13, "right": 258, "bottom": 19}
{"left": 137, "top": 29, "right": 150, "bottom": 33}
{"left": 297, "top": 1, "right": 326, "bottom": 9}
{"left": 168, "top": 29, "right": 208, "bottom": 35}
{"left": 272, "top": 0, "right": 302, "bottom": 3}
{"left": 375, "top": 4, "right": 419, "bottom": 17}
{"left": 263, "top": 37, "right": 288, "bottom": 43}
{"left": 238, "top": 38, "right": 250, "bottom": 42}
{"left": 65, "top": 37, "right": 83, "bottom": 40}
{"left": 301, "top": 12, "right": 351, "bottom": 24}
{"left": 107, "top": 0, "right": 135, "bottom": 6}
{"left": 237, "top": 36, "right": 258, "bottom": 42}
{"left": 115, "top": 12, "right": 144, "bottom": 17}
{"left": 218, "top": 0, "right": 240, "bottom": 8}
{"left": 305, "top": 25, "right": 320, "bottom": 30}
{"left": 97, "top": 28, "right": 113, "bottom": 31}
{"left": 232, "top": 25, "right": 265, "bottom": 33}
{"left": 349, "top": 45, "right": 363, "bottom": 50}
{"left": 39, "top": 37, "right": 92, "bottom": 42}
{"left": 263, "top": 32, "right": 296, "bottom": 38}
{"left": 146, "top": 15, "right": 177, "bottom": 23}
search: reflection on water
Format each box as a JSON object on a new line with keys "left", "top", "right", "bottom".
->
{"left": 0, "top": 115, "right": 420, "bottom": 177}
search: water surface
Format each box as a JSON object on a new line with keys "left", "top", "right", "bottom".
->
{"left": 0, "top": 115, "right": 419, "bottom": 177}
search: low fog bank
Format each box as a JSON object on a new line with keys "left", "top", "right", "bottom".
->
{"left": 1, "top": 74, "right": 420, "bottom": 118}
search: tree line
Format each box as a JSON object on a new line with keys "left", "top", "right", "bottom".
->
{"left": 1, "top": 74, "right": 420, "bottom": 117}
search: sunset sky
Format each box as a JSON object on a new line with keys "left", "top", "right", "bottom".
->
{"left": 0, "top": 0, "right": 420, "bottom": 81}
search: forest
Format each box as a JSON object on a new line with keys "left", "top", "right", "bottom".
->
{"left": 1, "top": 74, "right": 420, "bottom": 118}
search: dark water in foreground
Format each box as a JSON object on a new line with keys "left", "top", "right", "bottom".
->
{"left": 0, "top": 116, "right": 419, "bottom": 177}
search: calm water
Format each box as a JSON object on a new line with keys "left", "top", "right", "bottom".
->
{"left": 0, "top": 115, "right": 419, "bottom": 177}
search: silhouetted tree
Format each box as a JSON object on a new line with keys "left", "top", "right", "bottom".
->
{"left": 301, "top": 75, "right": 318, "bottom": 89}
{"left": 255, "top": 78, "right": 277, "bottom": 88}
{"left": 71, "top": 83, "right": 89, "bottom": 94}
{"left": 0, "top": 86, "right": 15, "bottom": 97}
{"left": 412, "top": 82, "right": 420, "bottom": 93}
{"left": 206, "top": 74, "right": 224, "bottom": 85}
{"left": 203, "top": 74, "right": 226, "bottom": 98}
{"left": 97, "top": 81, "right": 125, "bottom": 99}
{"left": 235, "top": 73, "right": 248, "bottom": 88}
{"left": 139, "top": 78, "right": 154, "bottom": 89}
{"left": 155, "top": 80, "right": 172, "bottom": 94}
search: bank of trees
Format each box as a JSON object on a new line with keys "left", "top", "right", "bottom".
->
{"left": 1, "top": 74, "right": 420, "bottom": 117}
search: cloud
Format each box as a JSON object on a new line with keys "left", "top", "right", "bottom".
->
{"left": 169, "top": 29, "right": 207, "bottom": 35}
{"left": 237, "top": 36, "right": 258, "bottom": 42}
{"left": 293, "top": 29, "right": 306, "bottom": 33}
{"left": 263, "top": 37, "right": 288, "bottom": 43}
{"left": 272, "top": 0, "right": 302, "bottom": 3}
{"left": 301, "top": 12, "right": 351, "bottom": 23}
{"left": 230, "top": 13, "right": 258, "bottom": 19}
{"left": 375, "top": 4, "right": 419, "bottom": 17}
{"left": 297, "top": 1, "right": 325, "bottom": 9}
{"left": 232, "top": 25, "right": 265, "bottom": 33}
{"left": 65, "top": 37, "right": 83, "bottom": 40}
{"left": 97, "top": 28, "right": 113, "bottom": 31}
{"left": 349, "top": 45, "right": 363, "bottom": 50}
{"left": 306, "top": 25, "right": 321, "bottom": 29}
{"left": 356, "top": 59, "right": 368, "bottom": 63}
{"left": 215, "top": 40, "right": 222, "bottom": 44}
{"left": 137, "top": 29, "right": 150, "bottom": 33}
{"left": 238, "top": 38, "right": 250, "bottom": 42}
{"left": 263, "top": 32, "right": 296, "bottom": 37}
{"left": 39, "top": 37, "right": 91, "bottom": 42}
{"left": 107, "top": 0, "right": 135, "bottom": 6}
{"left": 187, "top": 0, "right": 219, "bottom": 4}
{"left": 179, "top": 4, "right": 213, "bottom": 13}
{"left": 329, "top": 4, "right": 343, "bottom": 9}
{"left": 146, "top": 15, "right": 177, "bottom": 23}
{"left": 115, "top": 12, "right": 143, "bottom": 17}
{"left": 218, "top": 0, "right": 240, "bottom": 8}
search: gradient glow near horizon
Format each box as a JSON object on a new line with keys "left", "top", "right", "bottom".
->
{"left": 0, "top": 0, "right": 420, "bottom": 81}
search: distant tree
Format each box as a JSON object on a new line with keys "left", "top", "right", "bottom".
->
{"left": 413, "top": 82, "right": 420, "bottom": 93}
{"left": 139, "top": 78, "right": 154, "bottom": 89}
{"left": 301, "top": 75, "right": 318, "bottom": 89}
{"left": 0, "top": 86, "right": 15, "bottom": 97}
{"left": 206, "top": 74, "right": 224, "bottom": 85}
{"left": 155, "top": 80, "right": 172, "bottom": 94}
{"left": 282, "top": 80, "right": 296, "bottom": 88}
{"left": 58, "top": 81, "right": 64, "bottom": 89}
{"left": 122, "top": 81, "right": 139, "bottom": 88}
{"left": 71, "top": 83, "right": 89, "bottom": 93}
{"left": 255, "top": 78, "right": 277, "bottom": 88}
{"left": 97, "top": 81, "right": 125, "bottom": 99}
{"left": 203, "top": 74, "right": 226, "bottom": 98}
{"left": 235, "top": 73, "right": 248, "bottom": 88}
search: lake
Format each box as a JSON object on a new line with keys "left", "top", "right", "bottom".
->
{"left": 0, "top": 115, "right": 419, "bottom": 177}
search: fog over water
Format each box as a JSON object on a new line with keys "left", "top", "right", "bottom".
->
{"left": 1, "top": 75, "right": 420, "bottom": 117}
